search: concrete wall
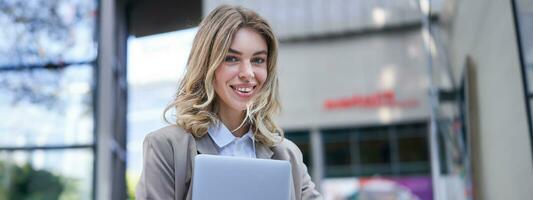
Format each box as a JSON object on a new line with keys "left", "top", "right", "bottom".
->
{"left": 204, "top": 0, "right": 422, "bottom": 40}
{"left": 448, "top": 0, "right": 533, "bottom": 199}
{"left": 276, "top": 29, "right": 430, "bottom": 130}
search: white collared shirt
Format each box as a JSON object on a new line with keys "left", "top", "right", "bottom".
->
{"left": 208, "top": 122, "right": 257, "bottom": 158}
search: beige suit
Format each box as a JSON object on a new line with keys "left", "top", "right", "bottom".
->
{"left": 135, "top": 125, "right": 323, "bottom": 200}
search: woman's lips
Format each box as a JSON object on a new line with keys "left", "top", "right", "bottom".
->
{"left": 230, "top": 85, "right": 256, "bottom": 98}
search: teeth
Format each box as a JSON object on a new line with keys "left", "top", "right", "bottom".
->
{"left": 236, "top": 87, "right": 252, "bottom": 92}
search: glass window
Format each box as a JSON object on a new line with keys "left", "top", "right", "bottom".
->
{"left": 323, "top": 129, "right": 352, "bottom": 177}
{"left": 396, "top": 123, "right": 430, "bottom": 174}
{"left": 0, "top": 149, "right": 94, "bottom": 200}
{"left": 0, "top": 0, "right": 98, "bottom": 199}
{"left": 284, "top": 131, "right": 311, "bottom": 167}
{"left": 321, "top": 122, "right": 429, "bottom": 177}
{"left": 359, "top": 139, "right": 391, "bottom": 164}
{"left": 359, "top": 127, "right": 391, "bottom": 165}
{"left": 397, "top": 136, "right": 428, "bottom": 162}
{"left": 396, "top": 123, "right": 428, "bottom": 163}
{"left": 397, "top": 136, "right": 430, "bottom": 174}
{"left": 0, "top": 0, "right": 98, "bottom": 67}
{"left": 126, "top": 28, "right": 197, "bottom": 199}
{"left": 0, "top": 65, "right": 94, "bottom": 147}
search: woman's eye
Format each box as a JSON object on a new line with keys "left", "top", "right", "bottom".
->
{"left": 251, "top": 57, "right": 266, "bottom": 64}
{"left": 224, "top": 56, "right": 239, "bottom": 63}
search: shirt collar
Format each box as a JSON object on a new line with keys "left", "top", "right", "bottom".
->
{"left": 208, "top": 122, "right": 254, "bottom": 148}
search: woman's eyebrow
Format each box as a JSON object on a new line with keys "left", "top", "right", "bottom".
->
{"left": 228, "top": 48, "right": 267, "bottom": 56}
{"left": 228, "top": 48, "right": 241, "bottom": 54}
{"left": 253, "top": 50, "right": 267, "bottom": 56}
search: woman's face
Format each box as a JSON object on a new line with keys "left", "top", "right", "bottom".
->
{"left": 214, "top": 28, "right": 268, "bottom": 114}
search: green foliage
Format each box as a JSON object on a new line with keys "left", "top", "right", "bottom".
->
{"left": 0, "top": 161, "right": 65, "bottom": 200}
{"left": 58, "top": 178, "right": 81, "bottom": 200}
{"left": 126, "top": 170, "right": 140, "bottom": 200}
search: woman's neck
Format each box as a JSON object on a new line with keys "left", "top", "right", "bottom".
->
{"left": 218, "top": 106, "right": 249, "bottom": 138}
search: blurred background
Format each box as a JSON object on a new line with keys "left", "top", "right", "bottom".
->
{"left": 1, "top": 0, "right": 533, "bottom": 199}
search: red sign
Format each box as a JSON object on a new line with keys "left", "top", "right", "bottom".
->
{"left": 324, "top": 90, "right": 419, "bottom": 110}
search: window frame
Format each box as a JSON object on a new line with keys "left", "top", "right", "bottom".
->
{"left": 511, "top": 0, "right": 533, "bottom": 164}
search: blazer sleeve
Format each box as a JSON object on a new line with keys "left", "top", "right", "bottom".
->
{"left": 295, "top": 148, "right": 323, "bottom": 200}
{"left": 285, "top": 139, "right": 323, "bottom": 200}
{"left": 135, "top": 133, "right": 176, "bottom": 200}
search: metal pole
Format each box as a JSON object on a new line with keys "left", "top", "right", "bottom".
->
{"left": 96, "top": 0, "right": 115, "bottom": 199}
{"left": 310, "top": 128, "right": 325, "bottom": 193}
{"left": 418, "top": 0, "right": 444, "bottom": 200}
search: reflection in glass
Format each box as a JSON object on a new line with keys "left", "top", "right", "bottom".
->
{"left": 323, "top": 130, "right": 352, "bottom": 166}
{"left": 0, "top": 148, "right": 93, "bottom": 200}
{"left": 398, "top": 136, "right": 428, "bottom": 162}
{"left": 359, "top": 128, "right": 391, "bottom": 165}
{"left": 397, "top": 124, "right": 428, "bottom": 163}
{"left": 0, "top": 65, "right": 94, "bottom": 147}
{"left": 0, "top": 0, "right": 97, "bottom": 67}
{"left": 323, "top": 130, "right": 352, "bottom": 177}
{"left": 285, "top": 131, "right": 311, "bottom": 167}
{"left": 359, "top": 139, "right": 391, "bottom": 164}
{"left": 322, "top": 123, "right": 429, "bottom": 177}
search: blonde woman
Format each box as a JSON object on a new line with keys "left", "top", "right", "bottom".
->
{"left": 135, "top": 5, "right": 322, "bottom": 200}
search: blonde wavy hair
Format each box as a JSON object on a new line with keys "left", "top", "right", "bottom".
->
{"left": 163, "top": 5, "right": 283, "bottom": 146}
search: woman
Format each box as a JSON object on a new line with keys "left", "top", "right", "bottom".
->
{"left": 135, "top": 5, "right": 322, "bottom": 200}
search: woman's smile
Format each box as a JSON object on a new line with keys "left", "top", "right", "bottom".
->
{"left": 230, "top": 84, "right": 257, "bottom": 98}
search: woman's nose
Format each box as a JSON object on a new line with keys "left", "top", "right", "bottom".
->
{"left": 238, "top": 61, "right": 254, "bottom": 80}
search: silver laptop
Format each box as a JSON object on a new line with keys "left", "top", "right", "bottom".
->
{"left": 192, "top": 154, "right": 292, "bottom": 200}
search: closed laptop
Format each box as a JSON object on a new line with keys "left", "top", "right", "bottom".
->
{"left": 192, "top": 154, "right": 292, "bottom": 200}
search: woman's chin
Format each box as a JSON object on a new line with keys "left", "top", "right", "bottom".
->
{"left": 230, "top": 101, "right": 251, "bottom": 111}
{"left": 226, "top": 103, "right": 248, "bottom": 112}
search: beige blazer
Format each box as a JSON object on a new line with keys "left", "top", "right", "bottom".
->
{"left": 135, "top": 125, "right": 323, "bottom": 200}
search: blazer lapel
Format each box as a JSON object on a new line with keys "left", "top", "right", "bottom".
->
{"left": 194, "top": 134, "right": 218, "bottom": 155}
